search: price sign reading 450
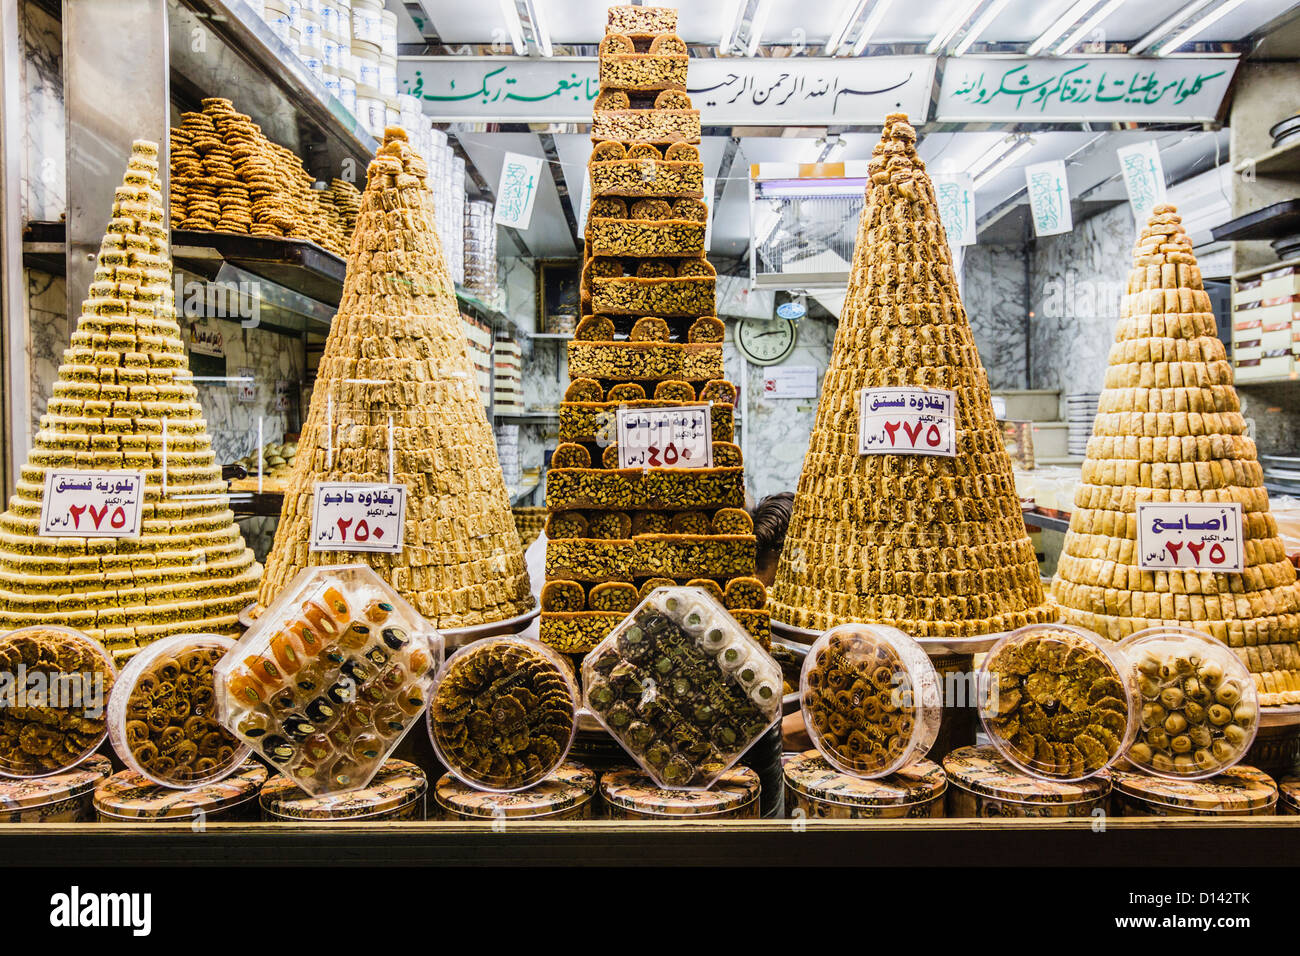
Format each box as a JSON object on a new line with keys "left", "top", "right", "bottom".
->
{"left": 616, "top": 404, "right": 713, "bottom": 470}
{"left": 1137, "top": 502, "right": 1243, "bottom": 573}
{"left": 310, "top": 482, "right": 408, "bottom": 554}
{"left": 858, "top": 387, "right": 957, "bottom": 458}
{"left": 39, "top": 470, "right": 145, "bottom": 538}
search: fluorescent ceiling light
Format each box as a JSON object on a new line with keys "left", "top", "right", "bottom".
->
{"left": 851, "top": 0, "right": 898, "bottom": 55}
{"left": 952, "top": 0, "right": 1012, "bottom": 55}
{"left": 497, "top": 0, "right": 526, "bottom": 55}
{"left": 1054, "top": 0, "right": 1126, "bottom": 54}
{"left": 925, "top": 0, "right": 985, "bottom": 54}
{"left": 1128, "top": 0, "right": 1214, "bottom": 54}
{"left": 825, "top": 0, "right": 870, "bottom": 54}
{"left": 746, "top": 0, "right": 775, "bottom": 56}
{"left": 1025, "top": 0, "right": 1096, "bottom": 55}
{"left": 758, "top": 178, "right": 867, "bottom": 199}
{"left": 523, "top": 0, "right": 552, "bottom": 56}
{"left": 972, "top": 137, "right": 1034, "bottom": 189}
{"left": 1154, "top": 0, "right": 1249, "bottom": 55}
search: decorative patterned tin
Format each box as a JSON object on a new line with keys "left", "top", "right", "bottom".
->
{"left": 1279, "top": 777, "right": 1299, "bottom": 815}
{"left": 260, "top": 759, "right": 426, "bottom": 821}
{"left": 435, "top": 761, "right": 596, "bottom": 821}
{"left": 94, "top": 761, "right": 267, "bottom": 822}
{"left": 599, "top": 765, "right": 761, "bottom": 820}
{"left": 783, "top": 750, "right": 945, "bottom": 819}
{"left": 0, "top": 754, "right": 111, "bottom": 822}
{"left": 1110, "top": 765, "right": 1277, "bottom": 816}
{"left": 943, "top": 745, "right": 1111, "bottom": 818}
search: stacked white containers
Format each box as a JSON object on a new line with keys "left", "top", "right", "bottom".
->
{"left": 464, "top": 199, "right": 498, "bottom": 303}
{"left": 450, "top": 156, "right": 466, "bottom": 285}
{"left": 492, "top": 340, "right": 524, "bottom": 413}
{"left": 297, "top": 0, "right": 325, "bottom": 78}
{"left": 381, "top": 10, "right": 400, "bottom": 128}
{"left": 495, "top": 424, "right": 522, "bottom": 489}
{"left": 351, "top": 0, "right": 385, "bottom": 137}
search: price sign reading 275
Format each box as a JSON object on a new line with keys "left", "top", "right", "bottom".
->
{"left": 858, "top": 387, "right": 957, "bottom": 458}
{"left": 39, "top": 470, "right": 145, "bottom": 538}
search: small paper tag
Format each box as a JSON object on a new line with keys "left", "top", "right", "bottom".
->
{"left": 858, "top": 387, "right": 956, "bottom": 457}
{"left": 310, "top": 482, "right": 408, "bottom": 554}
{"left": 39, "top": 470, "right": 145, "bottom": 537}
{"left": 1137, "top": 502, "right": 1243, "bottom": 573}
{"left": 616, "top": 404, "right": 714, "bottom": 469}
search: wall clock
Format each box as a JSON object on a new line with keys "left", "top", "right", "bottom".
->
{"left": 735, "top": 317, "right": 798, "bottom": 366}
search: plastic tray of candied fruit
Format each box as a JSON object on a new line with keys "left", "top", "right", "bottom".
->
{"left": 215, "top": 565, "right": 443, "bottom": 795}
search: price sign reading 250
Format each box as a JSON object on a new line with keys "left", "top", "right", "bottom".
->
{"left": 310, "top": 482, "right": 408, "bottom": 555}
{"left": 616, "top": 405, "right": 714, "bottom": 470}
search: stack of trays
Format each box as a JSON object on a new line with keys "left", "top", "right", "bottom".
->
{"left": 493, "top": 340, "right": 525, "bottom": 413}
{"left": 1232, "top": 264, "right": 1299, "bottom": 383}
{"left": 1065, "top": 392, "right": 1100, "bottom": 458}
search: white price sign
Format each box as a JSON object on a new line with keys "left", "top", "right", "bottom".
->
{"left": 39, "top": 470, "right": 145, "bottom": 537}
{"left": 310, "top": 482, "right": 408, "bottom": 554}
{"left": 617, "top": 404, "right": 713, "bottom": 469}
{"left": 859, "top": 388, "right": 956, "bottom": 457}
{"left": 1137, "top": 502, "right": 1243, "bottom": 573}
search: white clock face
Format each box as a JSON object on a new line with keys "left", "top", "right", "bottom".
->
{"left": 736, "top": 318, "right": 797, "bottom": 366}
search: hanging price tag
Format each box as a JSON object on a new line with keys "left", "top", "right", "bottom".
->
{"left": 310, "top": 482, "right": 408, "bottom": 554}
{"left": 39, "top": 470, "right": 145, "bottom": 537}
{"left": 858, "top": 388, "right": 956, "bottom": 457}
{"left": 616, "top": 404, "right": 713, "bottom": 469}
{"left": 1137, "top": 502, "right": 1243, "bottom": 573}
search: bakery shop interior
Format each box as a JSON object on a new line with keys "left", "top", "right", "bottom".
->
{"left": 3, "top": 0, "right": 1300, "bottom": 848}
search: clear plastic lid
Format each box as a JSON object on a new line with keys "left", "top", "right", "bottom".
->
{"left": 799, "top": 623, "right": 942, "bottom": 779}
{"left": 107, "top": 633, "right": 251, "bottom": 789}
{"left": 581, "top": 586, "right": 782, "bottom": 790}
{"left": 427, "top": 637, "right": 578, "bottom": 792}
{"left": 978, "top": 623, "right": 1139, "bottom": 782}
{"left": 1118, "top": 626, "right": 1259, "bottom": 780}
{"left": 214, "top": 565, "right": 444, "bottom": 796}
{"left": 0, "top": 626, "right": 117, "bottom": 778}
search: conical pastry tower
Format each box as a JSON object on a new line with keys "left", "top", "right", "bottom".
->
{"left": 258, "top": 128, "right": 533, "bottom": 629}
{"left": 769, "top": 114, "right": 1053, "bottom": 637}
{"left": 539, "top": 4, "right": 770, "bottom": 657}
{"left": 1052, "top": 204, "right": 1300, "bottom": 705}
{"left": 0, "top": 141, "right": 260, "bottom": 662}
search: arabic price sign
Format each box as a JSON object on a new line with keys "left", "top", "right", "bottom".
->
{"left": 1137, "top": 502, "right": 1243, "bottom": 573}
{"left": 310, "top": 482, "right": 408, "bottom": 554}
{"left": 1025, "top": 160, "right": 1073, "bottom": 238}
{"left": 494, "top": 152, "right": 544, "bottom": 231}
{"left": 933, "top": 173, "right": 976, "bottom": 247}
{"left": 858, "top": 387, "right": 956, "bottom": 458}
{"left": 401, "top": 56, "right": 935, "bottom": 125}
{"left": 40, "top": 470, "right": 144, "bottom": 538}
{"left": 617, "top": 405, "right": 713, "bottom": 470}
{"left": 937, "top": 56, "right": 1237, "bottom": 123}
{"left": 1116, "top": 140, "right": 1167, "bottom": 226}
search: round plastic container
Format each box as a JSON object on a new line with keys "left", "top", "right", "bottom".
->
{"left": 1110, "top": 765, "right": 1277, "bottom": 816}
{"left": 0, "top": 626, "right": 117, "bottom": 778}
{"left": 379, "top": 55, "right": 397, "bottom": 98}
{"left": 428, "top": 637, "right": 577, "bottom": 792}
{"left": 356, "top": 90, "right": 385, "bottom": 138}
{"left": 0, "top": 754, "right": 111, "bottom": 823}
{"left": 380, "top": 9, "right": 397, "bottom": 56}
{"left": 321, "top": 32, "right": 343, "bottom": 69}
{"left": 339, "top": 72, "right": 357, "bottom": 113}
{"left": 323, "top": 69, "right": 342, "bottom": 101}
{"left": 264, "top": 6, "right": 294, "bottom": 44}
{"left": 943, "top": 745, "right": 1112, "bottom": 818}
{"left": 320, "top": 0, "right": 341, "bottom": 37}
{"left": 434, "top": 761, "right": 596, "bottom": 821}
{"left": 353, "top": 42, "right": 380, "bottom": 91}
{"left": 107, "top": 633, "right": 250, "bottom": 789}
{"left": 300, "top": 52, "right": 325, "bottom": 79}
{"left": 783, "top": 750, "right": 946, "bottom": 819}
{"left": 1118, "top": 626, "right": 1259, "bottom": 780}
{"left": 94, "top": 761, "right": 267, "bottom": 823}
{"left": 600, "top": 765, "right": 761, "bottom": 820}
{"left": 298, "top": 9, "right": 323, "bottom": 50}
{"left": 979, "top": 623, "right": 1138, "bottom": 781}
{"left": 1279, "top": 777, "right": 1299, "bottom": 815}
{"left": 261, "top": 759, "right": 426, "bottom": 821}
{"left": 350, "top": 0, "right": 382, "bottom": 49}
{"left": 800, "top": 623, "right": 942, "bottom": 778}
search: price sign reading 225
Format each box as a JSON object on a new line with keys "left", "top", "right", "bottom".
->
{"left": 1137, "top": 502, "right": 1243, "bottom": 573}
{"left": 858, "top": 387, "right": 957, "bottom": 458}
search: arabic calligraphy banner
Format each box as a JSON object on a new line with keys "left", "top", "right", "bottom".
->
{"left": 1116, "top": 140, "right": 1168, "bottom": 225}
{"left": 1025, "top": 160, "right": 1072, "bottom": 238}
{"left": 400, "top": 56, "right": 935, "bottom": 125}
{"left": 937, "top": 56, "right": 1237, "bottom": 123}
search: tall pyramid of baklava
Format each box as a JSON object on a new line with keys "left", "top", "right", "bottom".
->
{"left": 769, "top": 114, "right": 1053, "bottom": 637}
{"left": 258, "top": 128, "right": 533, "bottom": 628}
{"left": 1053, "top": 204, "right": 1300, "bottom": 705}
{"left": 0, "top": 141, "right": 261, "bottom": 662}
{"left": 540, "top": 4, "right": 770, "bottom": 656}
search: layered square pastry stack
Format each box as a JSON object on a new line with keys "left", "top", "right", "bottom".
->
{"left": 540, "top": 5, "right": 770, "bottom": 659}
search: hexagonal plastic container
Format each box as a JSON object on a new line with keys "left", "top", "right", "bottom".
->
{"left": 800, "top": 623, "right": 942, "bottom": 779}
{"left": 978, "top": 623, "right": 1139, "bottom": 782}
{"left": 428, "top": 637, "right": 578, "bottom": 792}
{"left": 1118, "top": 626, "right": 1259, "bottom": 780}
{"left": 0, "top": 626, "right": 117, "bottom": 779}
{"left": 107, "top": 633, "right": 251, "bottom": 789}
{"left": 581, "top": 586, "right": 782, "bottom": 790}
{"left": 214, "top": 565, "right": 443, "bottom": 795}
